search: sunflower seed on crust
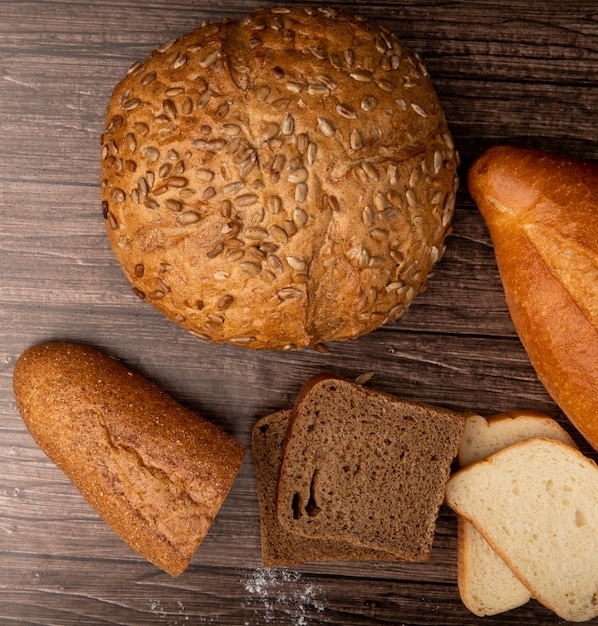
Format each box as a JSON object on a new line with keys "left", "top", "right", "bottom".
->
{"left": 101, "top": 6, "right": 458, "bottom": 350}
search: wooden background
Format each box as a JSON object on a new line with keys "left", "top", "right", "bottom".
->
{"left": 1, "top": 0, "right": 597, "bottom": 623}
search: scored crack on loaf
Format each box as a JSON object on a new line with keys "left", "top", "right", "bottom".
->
{"left": 100, "top": 5, "right": 458, "bottom": 350}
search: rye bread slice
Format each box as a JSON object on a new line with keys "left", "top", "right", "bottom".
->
{"left": 276, "top": 374, "right": 465, "bottom": 561}
{"left": 252, "top": 410, "right": 400, "bottom": 567}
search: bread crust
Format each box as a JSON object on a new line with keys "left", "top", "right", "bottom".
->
{"left": 468, "top": 146, "right": 598, "bottom": 451}
{"left": 100, "top": 6, "right": 458, "bottom": 350}
{"left": 12, "top": 342, "right": 245, "bottom": 576}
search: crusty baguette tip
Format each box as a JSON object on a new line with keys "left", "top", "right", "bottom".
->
{"left": 12, "top": 341, "right": 245, "bottom": 577}
{"left": 468, "top": 146, "right": 598, "bottom": 451}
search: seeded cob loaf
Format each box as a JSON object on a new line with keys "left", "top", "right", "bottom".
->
{"left": 100, "top": 5, "right": 458, "bottom": 350}
{"left": 12, "top": 342, "right": 245, "bottom": 577}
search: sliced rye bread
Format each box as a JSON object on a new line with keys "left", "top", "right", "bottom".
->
{"left": 456, "top": 411, "right": 576, "bottom": 617}
{"left": 276, "top": 374, "right": 465, "bottom": 561}
{"left": 446, "top": 437, "right": 598, "bottom": 622}
{"left": 252, "top": 410, "right": 400, "bottom": 566}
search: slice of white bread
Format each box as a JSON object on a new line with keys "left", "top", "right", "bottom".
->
{"left": 446, "top": 437, "right": 598, "bottom": 622}
{"left": 458, "top": 410, "right": 576, "bottom": 466}
{"left": 456, "top": 411, "right": 576, "bottom": 616}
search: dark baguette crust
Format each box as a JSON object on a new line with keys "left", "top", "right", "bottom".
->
{"left": 252, "top": 409, "right": 399, "bottom": 566}
{"left": 12, "top": 342, "right": 245, "bottom": 577}
{"left": 276, "top": 374, "right": 464, "bottom": 560}
{"left": 468, "top": 146, "right": 598, "bottom": 452}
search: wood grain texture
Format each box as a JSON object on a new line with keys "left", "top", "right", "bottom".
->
{"left": 1, "top": 0, "right": 597, "bottom": 623}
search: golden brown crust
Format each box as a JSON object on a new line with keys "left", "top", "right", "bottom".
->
{"left": 468, "top": 145, "right": 598, "bottom": 451}
{"left": 12, "top": 342, "right": 245, "bottom": 576}
{"left": 100, "top": 6, "right": 458, "bottom": 350}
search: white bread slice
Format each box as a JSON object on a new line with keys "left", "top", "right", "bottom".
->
{"left": 446, "top": 437, "right": 598, "bottom": 622}
{"left": 456, "top": 412, "right": 576, "bottom": 616}
{"left": 458, "top": 410, "right": 575, "bottom": 466}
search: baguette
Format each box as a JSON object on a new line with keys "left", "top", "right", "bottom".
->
{"left": 12, "top": 342, "right": 245, "bottom": 577}
{"left": 456, "top": 411, "right": 575, "bottom": 616}
{"left": 446, "top": 437, "right": 598, "bottom": 622}
{"left": 468, "top": 146, "right": 598, "bottom": 451}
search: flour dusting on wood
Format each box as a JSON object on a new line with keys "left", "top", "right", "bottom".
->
{"left": 240, "top": 568, "right": 326, "bottom": 624}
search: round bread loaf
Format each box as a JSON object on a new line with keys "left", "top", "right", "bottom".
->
{"left": 101, "top": 6, "right": 458, "bottom": 350}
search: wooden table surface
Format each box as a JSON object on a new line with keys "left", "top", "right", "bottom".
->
{"left": 1, "top": 0, "right": 597, "bottom": 624}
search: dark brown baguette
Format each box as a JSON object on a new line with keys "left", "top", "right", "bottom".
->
{"left": 276, "top": 374, "right": 464, "bottom": 561}
{"left": 12, "top": 342, "right": 245, "bottom": 577}
{"left": 252, "top": 409, "right": 400, "bottom": 567}
{"left": 468, "top": 146, "right": 598, "bottom": 452}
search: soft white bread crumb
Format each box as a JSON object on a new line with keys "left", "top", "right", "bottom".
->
{"left": 447, "top": 437, "right": 598, "bottom": 622}
{"left": 458, "top": 517, "right": 530, "bottom": 616}
{"left": 458, "top": 411, "right": 575, "bottom": 467}
{"left": 456, "top": 412, "right": 575, "bottom": 616}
